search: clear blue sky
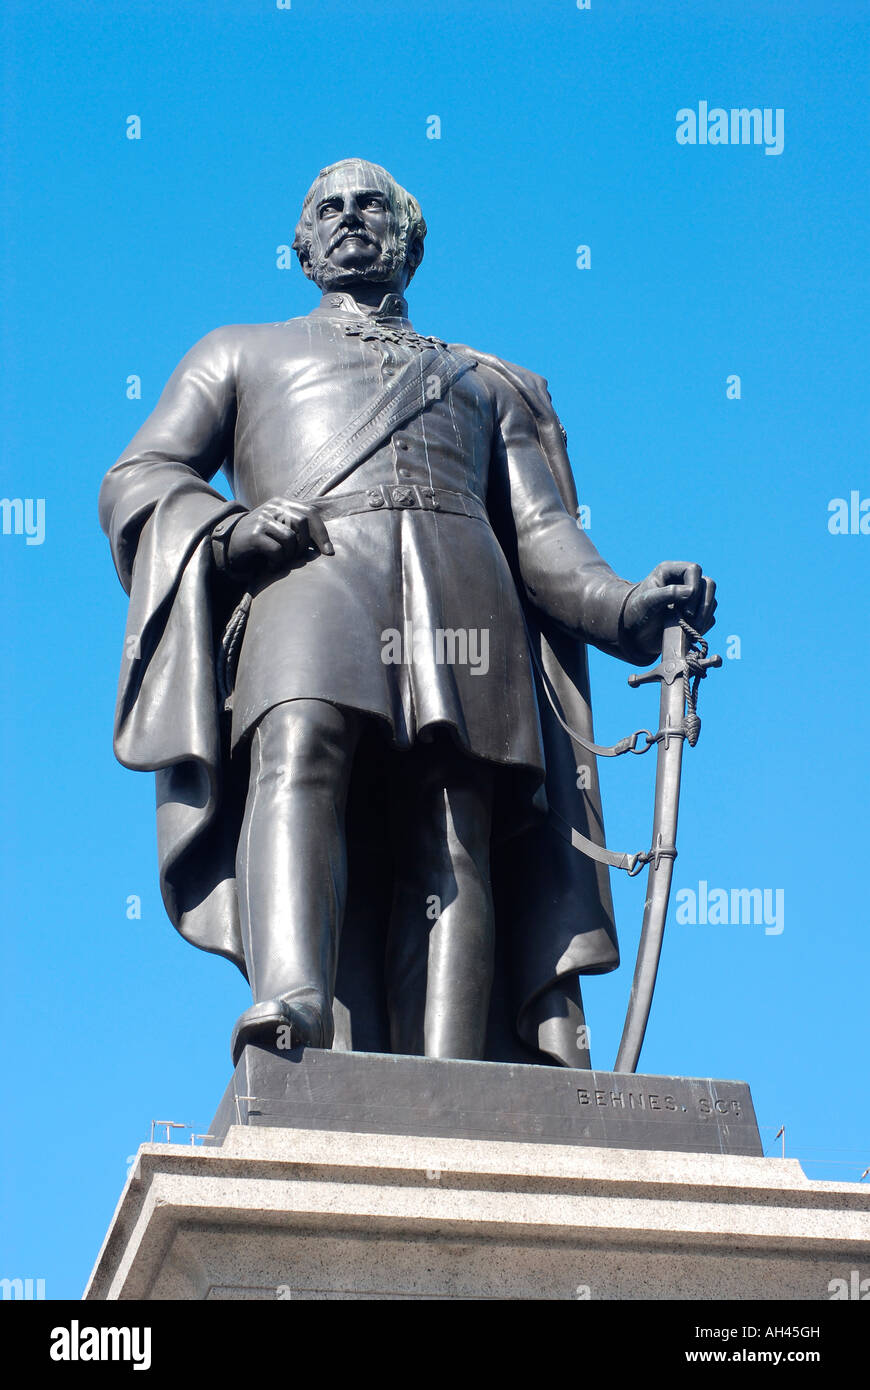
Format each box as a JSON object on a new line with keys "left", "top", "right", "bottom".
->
{"left": 1, "top": 0, "right": 868, "bottom": 1298}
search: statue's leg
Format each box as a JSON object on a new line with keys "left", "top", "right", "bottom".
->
{"left": 235, "top": 698, "right": 361, "bottom": 1050}
{"left": 385, "top": 737, "right": 495, "bottom": 1060}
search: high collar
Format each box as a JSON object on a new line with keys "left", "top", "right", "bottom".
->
{"left": 311, "top": 290, "right": 411, "bottom": 323}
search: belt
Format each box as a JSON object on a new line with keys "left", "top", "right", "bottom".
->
{"left": 311, "top": 483, "right": 488, "bottom": 523}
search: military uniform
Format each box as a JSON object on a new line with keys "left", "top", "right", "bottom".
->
{"left": 110, "top": 291, "right": 634, "bottom": 776}
{"left": 100, "top": 290, "right": 644, "bottom": 1064}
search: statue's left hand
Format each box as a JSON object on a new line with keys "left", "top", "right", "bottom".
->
{"left": 622, "top": 562, "right": 717, "bottom": 659}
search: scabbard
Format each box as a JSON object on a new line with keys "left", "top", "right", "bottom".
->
{"left": 614, "top": 621, "right": 686, "bottom": 1073}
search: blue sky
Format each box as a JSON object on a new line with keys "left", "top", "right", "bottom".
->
{"left": 1, "top": 0, "right": 868, "bottom": 1298}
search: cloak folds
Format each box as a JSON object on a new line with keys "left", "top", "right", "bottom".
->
{"left": 100, "top": 350, "right": 639, "bottom": 1067}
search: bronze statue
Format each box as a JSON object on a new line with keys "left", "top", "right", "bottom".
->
{"left": 99, "top": 158, "right": 716, "bottom": 1069}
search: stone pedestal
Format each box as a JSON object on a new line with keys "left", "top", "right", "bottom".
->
{"left": 208, "top": 1046, "right": 763, "bottom": 1155}
{"left": 85, "top": 1124, "right": 870, "bottom": 1301}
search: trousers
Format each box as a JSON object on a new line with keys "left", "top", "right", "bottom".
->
{"left": 235, "top": 698, "right": 496, "bottom": 1059}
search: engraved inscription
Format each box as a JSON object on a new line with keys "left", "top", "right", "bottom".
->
{"left": 577, "top": 1088, "right": 678, "bottom": 1112}
{"left": 576, "top": 1088, "right": 742, "bottom": 1119}
{"left": 699, "top": 1096, "right": 742, "bottom": 1118}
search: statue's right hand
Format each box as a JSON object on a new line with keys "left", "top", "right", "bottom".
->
{"left": 226, "top": 498, "right": 334, "bottom": 574}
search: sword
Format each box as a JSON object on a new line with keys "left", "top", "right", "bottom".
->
{"left": 614, "top": 614, "right": 721, "bottom": 1074}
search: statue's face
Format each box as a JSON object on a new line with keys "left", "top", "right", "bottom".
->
{"left": 306, "top": 165, "right": 404, "bottom": 290}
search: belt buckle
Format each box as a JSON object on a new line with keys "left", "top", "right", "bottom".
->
{"left": 391, "top": 485, "right": 417, "bottom": 509}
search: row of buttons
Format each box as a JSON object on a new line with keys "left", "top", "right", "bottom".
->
{"left": 394, "top": 433, "right": 410, "bottom": 477}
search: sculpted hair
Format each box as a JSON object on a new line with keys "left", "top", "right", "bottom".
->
{"left": 292, "top": 159, "right": 427, "bottom": 283}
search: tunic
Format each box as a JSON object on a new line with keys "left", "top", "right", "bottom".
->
{"left": 107, "top": 290, "right": 636, "bottom": 778}
{"left": 98, "top": 289, "right": 649, "bottom": 1064}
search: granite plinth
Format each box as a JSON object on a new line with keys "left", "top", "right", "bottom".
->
{"left": 85, "top": 1126, "right": 870, "bottom": 1300}
{"left": 207, "top": 1046, "right": 762, "bottom": 1157}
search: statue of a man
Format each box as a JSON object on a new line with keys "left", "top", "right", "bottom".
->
{"left": 100, "top": 158, "right": 715, "bottom": 1068}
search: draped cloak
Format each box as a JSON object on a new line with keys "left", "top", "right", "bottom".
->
{"left": 99, "top": 318, "right": 650, "bottom": 1067}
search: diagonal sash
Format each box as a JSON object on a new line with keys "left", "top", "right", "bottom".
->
{"left": 291, "top": 345, "right": 475, "bottom": 500}
{"left": 217, "top": 344, "right": 477, "bottom": 705}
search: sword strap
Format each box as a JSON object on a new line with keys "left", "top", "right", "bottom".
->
{"left": 522, "top": 609, "right": 662, "bottom": 758}
{"left": 523, "top": 609, "right": 703, "bottom": 874}
{"left": 547, "top": 806, "right": 677, "bottom": 877}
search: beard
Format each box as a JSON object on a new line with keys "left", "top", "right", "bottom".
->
{"left": 308, "top": 232, "right": 406, "bottom": 291}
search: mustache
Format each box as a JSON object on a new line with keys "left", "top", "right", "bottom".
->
{"left": 327, "top": 226, "right": 380, "bottom": 254}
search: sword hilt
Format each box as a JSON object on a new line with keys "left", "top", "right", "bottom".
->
{"left": 628, "top": 623, "right": 722, "bottom": 689}
{"left": 628, "top": 620, "right": 690, "bottom": 689}
{"left": 627, "top": 658, "right": 683, "bottom": 689}
{"left": 697, "top": 652, "right": 723, "bottom": 672}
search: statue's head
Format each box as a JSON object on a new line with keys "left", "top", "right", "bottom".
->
{"left": 293, "top": 159, "right": 426, "bottom": 294}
